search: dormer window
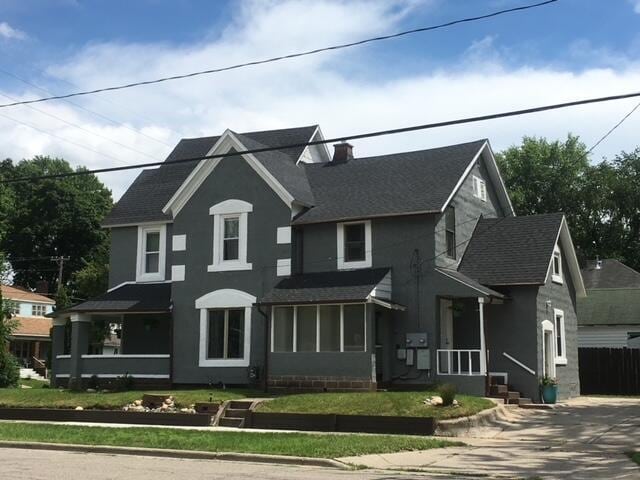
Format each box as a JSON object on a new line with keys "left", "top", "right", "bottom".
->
{"left": 337, "top": 220, "right": 372, "bottom": 270}
{"left": 445, "top": 207, "right": 456, "bottom": 260}
{"left": 208, "top": 199, "right": 253, "bottom": 272}
{"left": 136, "top": 224, "right": 166, "bottom": 282}
{"left": 552, "top": 245, "right": 563, "bottom": 284}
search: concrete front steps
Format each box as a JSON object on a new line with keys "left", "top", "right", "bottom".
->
{"left": 217, "top": 400, "right": 254, "bottom": 428}
{"left": 19, "top": 368, "right": 46, "bottom": 381}
{"left": 487, "top": 376, "right": 557, "bottom": 409}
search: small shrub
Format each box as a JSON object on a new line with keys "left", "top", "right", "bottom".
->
{"left": 115, "top": 373, "right": 134, "bottom": 392}
{"left": 0, "top": 352, "right": 20, "bottom": 388}
{"left": 438, "top": 383, "right": 457, "bottom": 406}
{"left": 540, "top": 375, "right": 557, "bottom": 387}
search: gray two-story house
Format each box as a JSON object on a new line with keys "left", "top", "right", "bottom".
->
{"left": 51, "top": 125, "right": 586, "bottom": 402}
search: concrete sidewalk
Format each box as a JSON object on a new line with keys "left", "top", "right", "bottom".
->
{"left": 340, "top": 396, "right": 640, "bottom": 479}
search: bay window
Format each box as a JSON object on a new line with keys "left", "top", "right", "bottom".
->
{"left": 271, "top": 304, "right": 366, "bottom": 353}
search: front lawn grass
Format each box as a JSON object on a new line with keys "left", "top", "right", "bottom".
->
{"left": 0, "top": 383, "right": 248, "bottom": 410}
{"left": 258, "top": 390, "right": 494, "bottom": 420}
{"left": 0, "top": 422, "right": 460, "bottom": 458}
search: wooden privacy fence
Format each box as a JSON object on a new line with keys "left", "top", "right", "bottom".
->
{"left": 579, "top": 347, "right": 640, "bottom": 395}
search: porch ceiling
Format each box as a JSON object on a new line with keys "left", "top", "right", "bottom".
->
{"left": 51, "top": 282, "right": 171, "bottom": 316}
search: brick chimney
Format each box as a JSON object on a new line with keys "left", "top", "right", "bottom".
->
{"left": 332, "top": 142, "right": 353, "bottom": 163}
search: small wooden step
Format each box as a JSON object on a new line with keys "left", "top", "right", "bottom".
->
{"left": 228, "top": 400, "right": 253, "bottom": 410}
{"left": 219, "top": 417, "right": 244, "bottom": 428}
{"left": 489, "top": 384, "right": 508, "bottom": 396}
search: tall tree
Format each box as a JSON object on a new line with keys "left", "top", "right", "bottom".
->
{"left": 0, "top": 156, "right": 112, "bottom": 291}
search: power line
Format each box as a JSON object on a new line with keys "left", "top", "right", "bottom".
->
{"left": 3, "top": 88, "right": 640, "bottom": 184}
{"left": 0, "top": 66, "right": 176, "bottom": 147}
{"left": 586, "top": 99, "right": 640, "bottom": 155}
{"left": 0, "top": 0, "right": 558, "bottom": 109}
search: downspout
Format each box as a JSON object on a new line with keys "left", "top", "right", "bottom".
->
{"left": 168, "top": 303, "right": 174, "bottom": 387}
{"left": 256, "top": 305, "right": 269, "bottom": 394}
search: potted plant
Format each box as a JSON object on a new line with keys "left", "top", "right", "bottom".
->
{"left": 540, "top": 375, "right": 558, "bottom": 404}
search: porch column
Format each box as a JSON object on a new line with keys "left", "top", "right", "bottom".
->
{"left": 69, "top": 313, "right": 91, "bottom": 390}
{"left": 478, "top": 298, "right": 487, "bottom": 375}
{"left": 50, "top": 318, "right": 67, "bottom": 386}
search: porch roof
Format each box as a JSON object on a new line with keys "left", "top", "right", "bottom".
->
{"left": 435, "top": 267, "right": 507, "bottom": 299}
{"left": 257, "top": 268, "right": 393, "bottom": 306}
{"left": 51, "top": 282, "right": 172, "bottom": 316}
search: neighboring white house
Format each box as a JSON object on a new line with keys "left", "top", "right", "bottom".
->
{"left": 578, "top": 259, "right": 640, "bottom": 348}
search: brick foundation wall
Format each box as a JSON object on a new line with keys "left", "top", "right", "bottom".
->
{"left": 268, "top": 375, "right": 376, "bottom": 392}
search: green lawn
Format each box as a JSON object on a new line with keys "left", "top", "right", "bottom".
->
{"left": 1, "top": 381, "right": 248, "bottom": 409}
{"left": 257, "top": 391, "right": 495, "bottom": 420}
{"left": 0, "top": 422, "right": 460, "bottom": 458}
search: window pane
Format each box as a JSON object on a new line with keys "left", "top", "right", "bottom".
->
{"left": 344, "top": 223, "right": 366, "bottom": 262}
{"left": 553, "top": 254, "right": 560, "bottom": 274}
{"left": 227, "top": 309, "right": 245, "bottom": 359}
{"left": 319, "top": 305, "right": 340, "bottom": 352}
{"left": 555, "top": 315, "right": 563, "bottom": 357}
{"left": 343, "top": 304, "right": 365, "bottom": 351}
{"left": 445, "top": 207, "right": 456, "bottom": 259}
{"left": 297, "top": 306, "right": 317, "bottom": 352}
{"left": 224, "top": 218, "right": 239, "bottom": 238}
{"left": 223, "top": 238, "right": 239, "bottom": 260}
{"left": 273, "top": 307, "right": 293, "bottom": 352}
{"left": 446, "top": 231, "right": 456, "bottom": 259}
{"left": 207, "top": 310, "right": 225, "bottom": 359}
{"left": 146, "top": 232, "right": 160, "bottom": 252}
{"left": 145, "top": 252, "right": 159, "bottom": 273}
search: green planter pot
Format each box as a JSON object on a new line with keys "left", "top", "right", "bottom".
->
{"left": 541, "top": 384, "right": 558, "bottom": 404}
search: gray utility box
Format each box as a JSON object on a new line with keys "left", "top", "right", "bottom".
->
{"left": 405, "top": 332, "right": 428, "bottom": 348}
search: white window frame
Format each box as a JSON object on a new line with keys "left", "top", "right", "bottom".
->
{"left": 31, "top": 304, "right": 47, "bottom": 316}
{"left": 551, "top": 245, "right": 563, "bottom": 284}
{"left": 554, "top": 308, "right": 567, "bottom": 365}
{"left": 195, "top": 289, "right": 255, "bottom": 367}
{"left": 136, "top": 224, "right": 166, "bottom": 282}
{"left": 337, "top": 220, "right": 372, "bottom": 270}
{"left": 208, "top": 199, "right": 253, "bottom": 272}
{"left": 472, "top": 175, "right": 487, "bottom": 202}
{"left": 270, "top": 303, "right": 367, "bottom": 353}
{"left": 541, "top": 319, "right": 556, "bottom": 378}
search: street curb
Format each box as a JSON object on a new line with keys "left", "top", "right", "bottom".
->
{"left": 0, "top": 440, "right": 350, "bottom": 469}
{"left": 435, "top": 400, "right": 513, "bottom": 436}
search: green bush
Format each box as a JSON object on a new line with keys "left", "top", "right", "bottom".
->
{"left": 115, "top": 373, "right": 134, "bottom": 392}
{"left": 438, "top": 383, "right": 457, "bottom": 406}
{"left": 87, "top": 374, "right": 99, "bottom": 390}
{"left": 0, "top": 351, "right": 20, "bottom": 388}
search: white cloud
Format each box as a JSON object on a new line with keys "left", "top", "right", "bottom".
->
{"left": 0, "top": 21, "right": 26, "bottom": 40}
{"left": 629, "top": 0, "right": 640, "bottom": 14}
{"left": 0, "top": 0, "right": 639, "bottom": 201}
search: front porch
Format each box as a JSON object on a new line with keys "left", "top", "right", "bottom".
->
{"left": 51, "top": 283, "right": 172, "bottom": 388}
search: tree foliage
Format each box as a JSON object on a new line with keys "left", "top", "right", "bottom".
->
{"left": 0, "top": 156, "right": 112, "bottom": 293}
{"left": 497, "top": 136, "right": 640, "bottom": 271}
{"left": 0, "top": 255, "right": 19, "bottom": 388}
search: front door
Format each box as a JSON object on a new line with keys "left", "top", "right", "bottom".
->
{"left": 542, "top": 323, "right": 556, "bottom": 378}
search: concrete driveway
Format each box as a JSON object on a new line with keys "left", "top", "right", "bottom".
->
{"left": 340, "top": 396, "right": 640, "bottom": 479}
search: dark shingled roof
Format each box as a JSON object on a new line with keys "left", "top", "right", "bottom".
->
{"left": 54, "top": 283, "right": 172, "bottom": 315}
{"left": 581, "top": 259, "right": 640, "bottom": 290}
{"left": 103, "top": 126, "right": 318, "bottom": 226}
{"left": 292, "top": 140, "right": 487, "bottom": 225}
{"left": 578, "top": 289, "right": 640, "bottom": 326}
{"left": 435, "top": 268, "right": 507, "bottom": 299}
{"left": 258, "top": 268, "right": 390, "bottom": 305}
{"left": 458, "top": 213, "right": 564, "bottom": 286}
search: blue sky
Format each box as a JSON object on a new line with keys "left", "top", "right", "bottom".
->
{"left": 0, "top": 0, "right": 639, "bottom": 197}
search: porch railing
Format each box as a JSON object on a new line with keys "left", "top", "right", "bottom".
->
{"left": 437, "top": 349, "right": 485, "bottom": 376}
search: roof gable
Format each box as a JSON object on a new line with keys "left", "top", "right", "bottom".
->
{"left": 1, "top": 285, "right": 54, "bottom": 304}
{"left": 293, "top": 140, "right": 490, "bottom": 225}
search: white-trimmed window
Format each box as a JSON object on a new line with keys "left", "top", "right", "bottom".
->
{"left": 551, "top": 245, "right": 563, "bottom": 284}
{"left": 337, "top": 221, "right": 372, "bottom": 270}
{"left": 554, "top": 309, "right": 567, "bottom": 365}
{"left": 445, "top": 207, "right": 456, "bottom": 260}
{"left": 136, "top": 224, "right": 166, "bottom": 282}
{"left": 208, "top": 199, "right": 253, "bottom": 272}
{"left": 31, "top": 304, "right": 47, "bottom": 316}
{"left": 271, "top": 304, "right": 366, "bottom": 353}
{"left": 472, "top": 175, "right": 487, "bottom": 202}
{"left": 195, "top": 288, "right": 255, "bottom": 367}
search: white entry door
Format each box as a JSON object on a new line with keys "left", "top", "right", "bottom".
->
{"left": 542, "top": 320, "right": 556, "bottom": 378}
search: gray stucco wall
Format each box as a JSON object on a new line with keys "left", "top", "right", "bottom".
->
{"left": 170, "top": 153, "right": 292, "bottom": 385}
{"left": 108, "top": 224, "right": 173, "bottom": 288}
{"left": 486, "top": 287, "right": 540, "bottom": 401}
{"left": 536, "top": 245, "right": 580, "bottom": 400}
{"left": 435, "top": 154, "right": 504, "bottom": 270}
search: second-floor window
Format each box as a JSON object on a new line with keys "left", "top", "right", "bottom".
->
{"left": 32, "top": 304, "right": 47, "bottom": 316}
{"left": 473, "top": 175, "right": 487, "bottom": 202}
{"left": 208, "top": 199, "right": 253, "bottom": 272}
{"left": 337, "top": 220, "right": 372, "bottom": 270}
{"left": 445, "top": 207, "right": 456, "bottom": 259}
{"left": 136, "top": 224, "right": 166, "bottom": 282}
{"left": 552, "top": 246, "right": 563, "bottom": 284}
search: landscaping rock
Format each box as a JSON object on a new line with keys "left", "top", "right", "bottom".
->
{"left": 86, "top": 388, "right": 97, "bottom": 393}
{"left": 19, "top": 385, "right": 32, "bottom": 389}
{"left": 142, "top": 394, "right": 171, "bottom": 409}
{"left": 430, "top": 396, "right": 443, "bottom": 406}
{"left": 75, "top": 406, "right": 84, "bottom": 411}
{"left": 134, "top": 400, "right": 143, "bottom": 407}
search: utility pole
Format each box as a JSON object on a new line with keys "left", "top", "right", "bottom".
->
{"left": 50, "top": 256, "right": 70, "bottom": 291}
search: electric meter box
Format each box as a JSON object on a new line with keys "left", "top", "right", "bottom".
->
{"left": 405, "top": 332, "right": 428, "bottom": 348}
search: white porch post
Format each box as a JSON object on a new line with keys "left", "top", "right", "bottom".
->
{"left": 478, "top": 297, "right": 487, "bottom": 375}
